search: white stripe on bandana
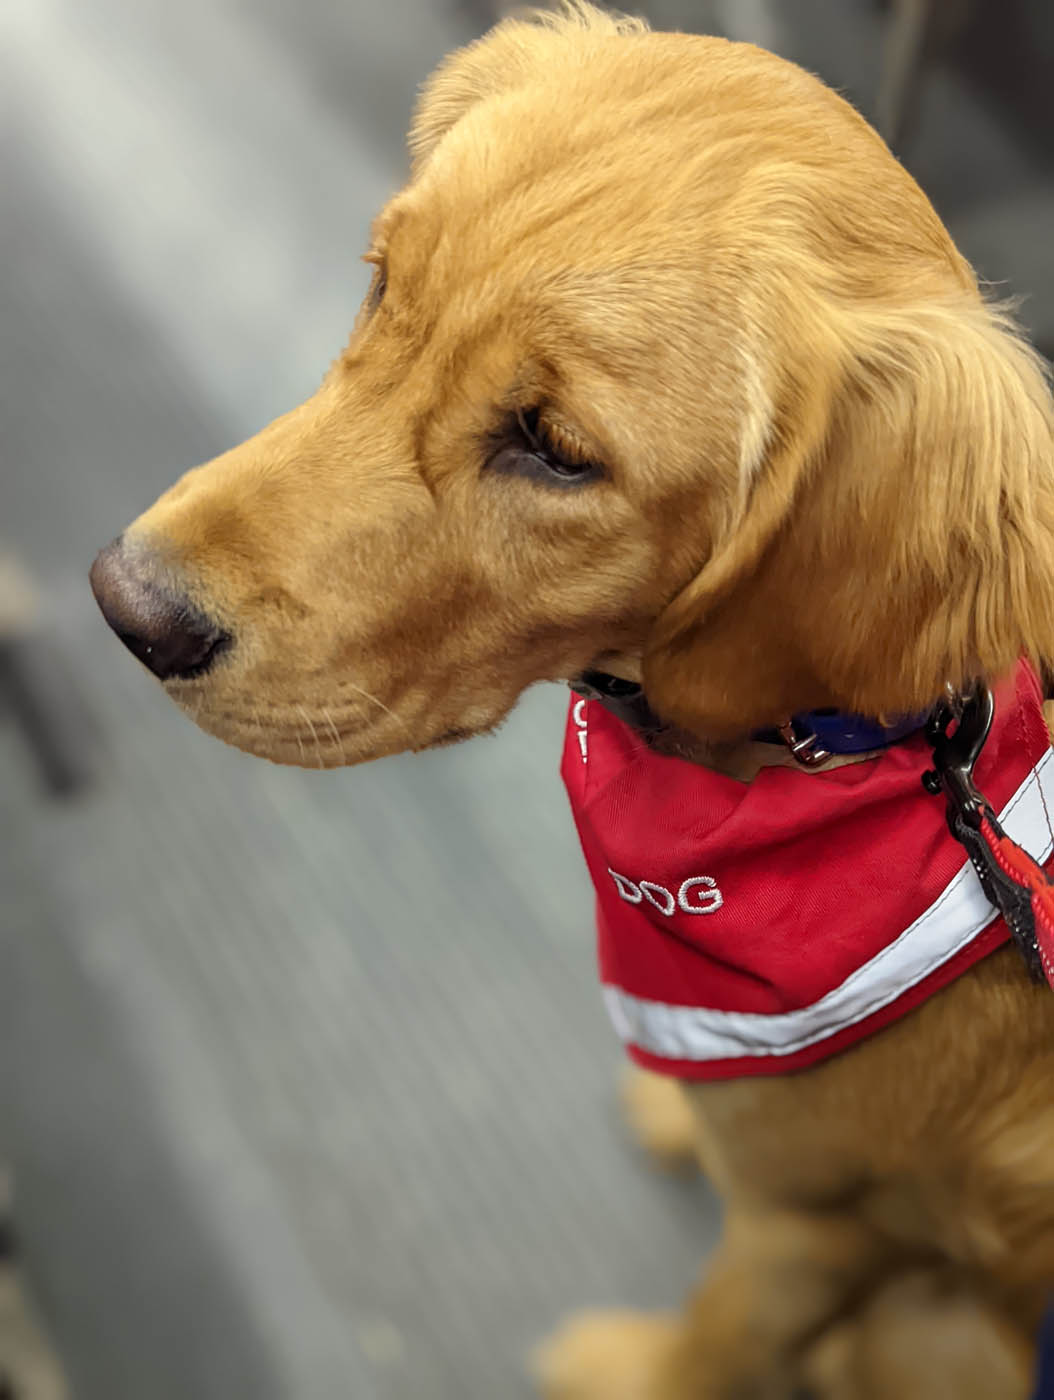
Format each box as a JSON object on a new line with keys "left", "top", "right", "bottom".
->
{"left": 603, "top": 748, "right": 1054, "bottom": 1062}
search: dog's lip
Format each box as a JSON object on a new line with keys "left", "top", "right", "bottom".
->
{"left": 165, "top": 692, "right": 389, "bottom": 756}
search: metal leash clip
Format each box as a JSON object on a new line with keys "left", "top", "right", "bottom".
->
{"left": 921, "top": 681, "right": 995, "bottom": 832}
{"left": 923, "top": 680, "right": 1051, "bottom": 984}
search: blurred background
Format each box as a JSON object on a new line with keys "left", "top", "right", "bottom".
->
{"left": 1, "top": 1, "right": 1051, "bottom": 1397}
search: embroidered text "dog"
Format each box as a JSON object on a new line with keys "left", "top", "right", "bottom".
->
{"left": 607, "top": 869, "right": 724, "bottom": 916}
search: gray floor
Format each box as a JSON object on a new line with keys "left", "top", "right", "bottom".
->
{"left": 2, "top": 2, "right": 1051, "bottom": 1398}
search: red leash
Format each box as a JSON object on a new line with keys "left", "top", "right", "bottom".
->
{"left": 925, "top": 684, "right": 1054, "bottom": 988}
{"left": 976, "top": 813, "right": 1054, "bottom": 986}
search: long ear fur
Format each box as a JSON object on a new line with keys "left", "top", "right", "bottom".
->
{"left": 408, "top": 2, "right": 646, "bottom": 176}
{"left": 644, "top": 297, "right": 1054, "bottom": 738}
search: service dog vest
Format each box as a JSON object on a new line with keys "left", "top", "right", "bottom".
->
{"left": 561, "top": 661, "right": 1054, "bottom": 1081}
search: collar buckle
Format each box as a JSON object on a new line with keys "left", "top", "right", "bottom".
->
{"left": 775, "top": 718, "right": 834, "bottom": 768}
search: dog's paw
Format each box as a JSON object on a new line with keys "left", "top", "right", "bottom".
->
{"left": 533, "top": 1308, "right": 679, "bottom": 1400}
{"left": 620, "top": 1066, "right": 701, "bottom": 1173}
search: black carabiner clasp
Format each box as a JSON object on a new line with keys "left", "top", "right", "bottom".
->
{"left": 922, "top": 682, "right": 995, "bottom": 830}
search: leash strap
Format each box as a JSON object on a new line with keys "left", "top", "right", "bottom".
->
{"left": 948, "top": 807, "right": 1054, "bottom": 985}
{"left": 925, "top": 684, "right": 1054, "bottom": 987}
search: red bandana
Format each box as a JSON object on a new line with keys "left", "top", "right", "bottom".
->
{"left": 561, "top": 661, "right": 1054, "bottom": 1081}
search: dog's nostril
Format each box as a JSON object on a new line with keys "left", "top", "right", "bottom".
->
{"left": 113, "top": 617, "right": 227, "bottom": 680}
{"left": 89, "top": 537, "right": 230, "bottom": 682}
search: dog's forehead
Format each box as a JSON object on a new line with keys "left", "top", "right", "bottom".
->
{"left": 386, "top": 138, "right": 702, "bottom": 332}
{"left": 391, "top": 54, "right": 861, "bottom": 306}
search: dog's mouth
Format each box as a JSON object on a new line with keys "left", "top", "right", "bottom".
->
{"left": 162, "top": 667, "right": 507, "bottom": 769}
{"left": 171, "top": 696, "right": 385, "bottom": 769}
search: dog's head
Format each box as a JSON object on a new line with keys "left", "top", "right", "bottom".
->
{"left": 91, "top": 3, "right": 1054, "bottom": 767}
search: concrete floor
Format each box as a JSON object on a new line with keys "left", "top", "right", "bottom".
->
{"left": 2, "top": 2, "right": 1050, "bottom": 1398}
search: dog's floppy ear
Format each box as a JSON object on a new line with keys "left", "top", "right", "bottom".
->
{"left": 644, "top": 298, "right": 1054, "bottom": 739}
{"left": 408, "top": 3, "right": 647, "bottom": 176}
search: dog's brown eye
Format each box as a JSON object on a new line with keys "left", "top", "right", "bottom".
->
{"left": 486, "top": 409, "right": 604, "bottom": 488}
{"left": 511, "top": 408, "right": 603, "bottom": 485}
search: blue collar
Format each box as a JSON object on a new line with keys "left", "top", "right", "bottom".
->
{"left": 758, "top": 708, "right": 929, "bottom": 758}
{"left": 569, "top": 671, "right": 929, "bottom": 764}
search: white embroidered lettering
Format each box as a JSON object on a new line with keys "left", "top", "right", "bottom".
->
{"left": 573, "top": 698, "right": 588, "bottom": 762}
{"left": 639, "top": 881, "right": 676, "bottom": 916}
{"left": 607, "top": 870, "right": 725, "bottom": 916}
{"left": 608, "top": 869, "right": 642, "bottom": 903}
{"left": 678, "top": 876, "right": 724, "bottom": 915}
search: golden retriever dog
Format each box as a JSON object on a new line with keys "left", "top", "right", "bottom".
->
{"left": 90, "top": 4, "right": 1054, "bottom": 1396}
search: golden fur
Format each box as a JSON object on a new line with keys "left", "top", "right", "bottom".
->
{"left": 104, "top": 5, "right": 1054, "bottom": 1394}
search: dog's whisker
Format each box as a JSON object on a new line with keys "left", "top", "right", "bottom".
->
{"left": 297, "top": 703, "right": 326, "bottom": 769}
{"left": 341, "top": 680, "right": 405, "bottom": 731}
{"left": 321, "top": 706, "right": 347, "bottom": 764}
{"left": 277, "top": 708, "right": 308, "bottom": 764}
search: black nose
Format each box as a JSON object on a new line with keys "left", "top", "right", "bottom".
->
{"left": 89, "top": 538, "right": 230, "bottom": 681}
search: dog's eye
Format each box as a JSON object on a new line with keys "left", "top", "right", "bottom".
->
{"left": 367, "top": 267, "right": 387, "bottom": 313}
{"left": 488, "top": 408, "right": 603, "bottom": 487}
{"left": 362, "top": 250, "right": 387, "bottom": 315}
